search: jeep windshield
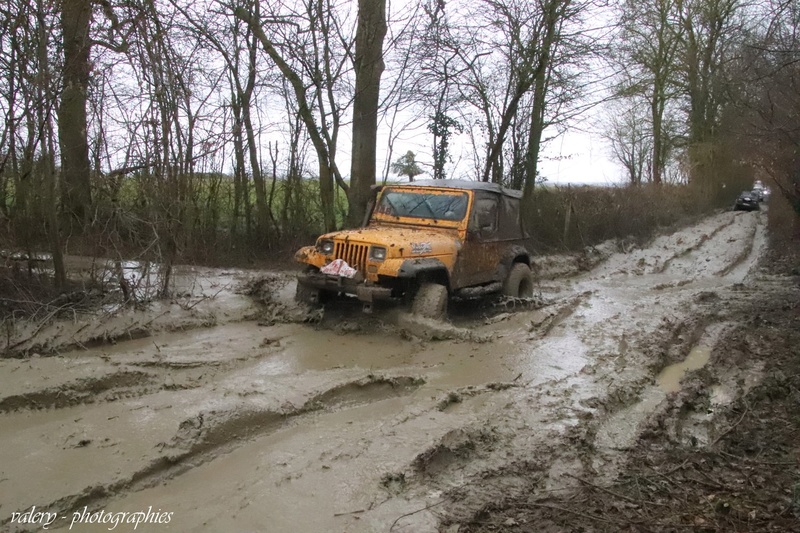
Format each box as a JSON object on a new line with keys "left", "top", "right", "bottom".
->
{"left": 373, "top": 189, "right": 468, "bottom": 222}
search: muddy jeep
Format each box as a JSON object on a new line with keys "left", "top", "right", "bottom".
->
{"left": 294, "top": 180, "right": 534, "bottom": 318}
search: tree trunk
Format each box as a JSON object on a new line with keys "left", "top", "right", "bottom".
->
{"left": 523, "top": 64, "right": 550, "bottom": 201}
{"left": 347, "top": 0, "right": 387, "bottom": 228}
{"left": 482, "top": 86, "right": 529, "bottom": 183}
{"left": 523, "top": 0, "right": 562, "bottom": 200}
{"left": 243, "top": 30, "right": 271, "bottom": 239}
{"left": 38, "top": 0, "right": 66, "bottom": 288}
{"left": 231, "top": 92, "right": 245, "bottom": 238}
{"left": 58, "top": 0, "right": 93, "bottom": 224}
{"left": 319, "top": 163, "right": 336, "bottom": 232}
{"left": 243, "top": 97, "right": 270, "bottom": 238}
{"left": 651, "top": 93, "right": 663, "bottom": 185}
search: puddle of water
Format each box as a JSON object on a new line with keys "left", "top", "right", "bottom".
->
{"left": 656, "top": 345, "right": 711, "bottom": 393}
{"left": 596, "top": 343, "right": 713, "bottom": 450}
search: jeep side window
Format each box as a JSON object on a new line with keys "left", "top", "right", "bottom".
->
{"left": 470, "top": 196, "right": 498, "bottom": 235}
{"left": 498, "top": 195, "right": 524, "bottom": 239}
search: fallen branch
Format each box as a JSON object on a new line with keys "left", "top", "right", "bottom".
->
{"left": 564, "top": 473, "right": 668, "bottom": 506}
{"left": 389, "top": 499, "right": 446, "bottom": 531}
{"left": 333, "top": 508, "right": 366, "bottom": 517}
{"left": 718, "top": 450, "right": 797, "bottom": 466}
{"left": 521, "top": 502, "right": 620, "bottom": 525}
{"left": 710, "top": 402, "right": 750, "bottom": 447}
{"left": 3, "top": 300, "right": 74, "bottom": 354}
{"left": 521, "top": 501, "right": 700, "bottom": 529}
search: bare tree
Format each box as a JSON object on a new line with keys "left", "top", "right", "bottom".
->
{"left": 614, "top": 0, "right": 683, "bottom": 185}
{"left": 678, "top": 0, "right": 743, "bottom": 188}
{"left": 235, "top": 0, "right": 351, "bottom": 232}
{"left": 603, "top": 99, "right": 652, "bottom": 185}
{"left": 407, "top": 0, "right": 592, "bottom": 196}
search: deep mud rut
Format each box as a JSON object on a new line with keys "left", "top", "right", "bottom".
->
{"left": 0, "top": 209, "right": 785, "bottom": 532}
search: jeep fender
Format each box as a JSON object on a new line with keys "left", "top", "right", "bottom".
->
{"left": 397, "top": 258, "right": 450, "bottom": 286}
{"left": 498, "top": 245, "right": 531, "bottom": 280}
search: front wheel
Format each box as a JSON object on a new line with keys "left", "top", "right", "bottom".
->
{"left": 503, "top": 263, "right": 534, "bottom": 298}
{"left": 295, "top": 280, "right": 320, "bottom": 304}
{"left": 411, "top": 282, "right": 448, "bottom": 319}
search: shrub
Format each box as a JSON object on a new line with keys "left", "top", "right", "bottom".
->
{"left": 523, "top": 183, "right": 734, "bottom": 253}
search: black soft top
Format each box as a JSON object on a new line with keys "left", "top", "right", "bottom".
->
{"left": 395, "top": 179, "right": 523, "bottom": 199}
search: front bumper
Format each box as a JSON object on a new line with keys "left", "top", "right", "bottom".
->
{"left": 297, "top": 271, "right": 393, "bottom": 303}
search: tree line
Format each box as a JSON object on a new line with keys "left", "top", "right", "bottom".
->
{"left": 1, "top": 0, "right": 798, "bottom": 287}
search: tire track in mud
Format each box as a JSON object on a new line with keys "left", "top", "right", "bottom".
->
{"left": 1, "top": 375, "right": 425, "bottom": 532}
{"left": 425, "top": 282, "right": 757, "bottom": 530}
{"left": 411, "top": 427, "right": 501, "bottom": 478}
{"left": 2, "top": 327, "right": 293, "bottom": 414}
{"left": 655, "top": 214, "right": 737, "bottom": 274}
{"left": 399, "top": 383, "right": 529, "bottom": 485}
{"left": 404, "top": 422, "right": 580, "bottom": 529}
{"left": 435, "top": 381, "right": 522, "bottom": 413}
{"left": 0, "top": 371, "right": 156, "bottom": 413}
{"left": 585, "top": 321, "right": 736, "bottom": 487}
{"left": 161, "top": 377, "right": 422, "bottom": 468}
{"left": 532, "top": 292, "right": 591, "bottom": 338}
{"left": 1, "top": 359, "right": 234, "bottom": 413}
{"left": 714, "top": 213, "right": 761, "bottom": 277}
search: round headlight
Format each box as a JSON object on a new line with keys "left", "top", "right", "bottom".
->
{"left": 318, "top": 240, "right": 334, "bottom": 254}
{"left": 370, "top": 246, "right": 387, "bottom": 261}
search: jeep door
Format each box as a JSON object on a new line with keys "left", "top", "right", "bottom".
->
{"left": 452, "top": 191, "right": 506, "bottom": 289}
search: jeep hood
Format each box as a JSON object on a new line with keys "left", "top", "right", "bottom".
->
{"left": 319, "top": 224, "right": 460, "bottom": 258}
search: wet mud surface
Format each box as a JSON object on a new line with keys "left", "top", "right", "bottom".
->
{"left": 2, "top": 209, "right": 797, "bottom": 532}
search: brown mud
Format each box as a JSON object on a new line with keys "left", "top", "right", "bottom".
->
{"left": 2, "top": 209, "right": 797, "bottom": 533}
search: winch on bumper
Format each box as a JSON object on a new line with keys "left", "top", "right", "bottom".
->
{"left": 296, "top": 270, "right": 393, "bottom": 307}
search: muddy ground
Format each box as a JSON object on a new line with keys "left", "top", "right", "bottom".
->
{"left": 1, "top": 208, "right": 798, "bottom": 532}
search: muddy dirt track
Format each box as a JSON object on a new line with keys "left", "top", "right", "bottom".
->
{"left": 1, "top": 208, "right": 795, "bottom": 532}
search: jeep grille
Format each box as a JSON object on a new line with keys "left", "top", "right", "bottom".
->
{"left": 334, "top": 241, "right": 368, "bottom": 273}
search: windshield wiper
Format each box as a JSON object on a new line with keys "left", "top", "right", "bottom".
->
{"left": 381, "top": 195, "right": 401, "bottom": 217}
{"left": 407, "top": 196, "right": 437, "bottom": 218}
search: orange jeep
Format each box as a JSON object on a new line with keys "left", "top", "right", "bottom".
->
{"left": 294, "top": 180, "right": 534, "bottom": 318}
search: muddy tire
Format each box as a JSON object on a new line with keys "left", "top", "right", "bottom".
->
{"left": 412, "top": 283, "right": 448, "bottom": 319}
{"left": 296, "top": 282, "right": 333, "bottom": 305}
{"left": 295, "top": 281, "right": 319, "bottom": 304}
{"left": 503, "top": 263, "right": 534, "bottom": 298}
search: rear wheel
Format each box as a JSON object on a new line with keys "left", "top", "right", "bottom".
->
{"left": 411, "top": 282, "right": 448, "bottom": 319}
{"left": 503, "top": 263, "right": 534, "bottom": 298}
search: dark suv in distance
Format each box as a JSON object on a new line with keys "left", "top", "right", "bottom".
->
{"left": 734, "top": 191, "right": 760, "bottom": 211}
